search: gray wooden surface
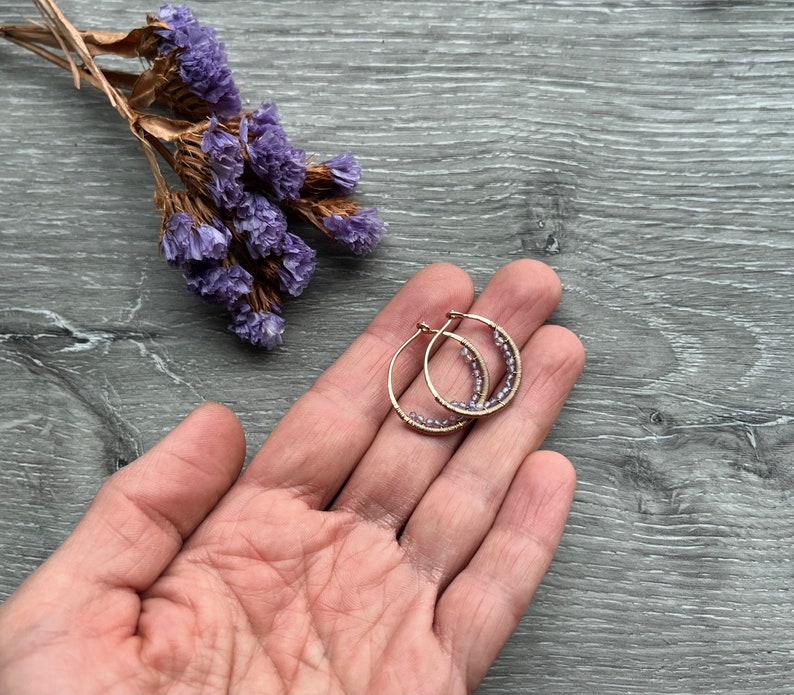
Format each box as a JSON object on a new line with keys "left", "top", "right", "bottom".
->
{"left": 2, "top": 0, "right": 793, "bottom": 692}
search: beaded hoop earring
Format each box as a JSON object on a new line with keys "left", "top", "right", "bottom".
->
{"left": 387, "top": 322, "right": 491, "bottom": 435}
{"left": 423, "top": 311, "right": 522, "bottom": 418}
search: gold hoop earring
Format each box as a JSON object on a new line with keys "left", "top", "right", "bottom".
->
{"left": 387, "top": 322, "right": 491, "bottom": 435}
{"left": 423, "top": 311, "right": 522, "bottom": 418}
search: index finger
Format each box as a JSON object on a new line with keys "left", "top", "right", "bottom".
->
{"left": 241, "top": 263, "right": 475, "bottom": 505}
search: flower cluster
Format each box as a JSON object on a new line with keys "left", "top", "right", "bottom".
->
{"left": 137, "top": 3, "right": 242, "bottom": 121}
{"left": 1, "top": 1, "right": 387, "bottom": 347}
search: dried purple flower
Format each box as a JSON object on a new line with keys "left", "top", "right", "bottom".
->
{"left": 234, "top": 192, "right": 288, "bottom": 259}
{"left": 183, "top": 261, "right": 252, "bottom": 304}
{"left": 153, "top": 5, "right": 197, "bottom": 52}
{"left": 245, "top": 102, "right": 277, "bottom": 133}
{"left": 276, "top": 233, "right": 316, "bottom": 297}
{"left": 200, "top": 117, "right": 244, "bottom": 209}
{"left": 240, "top": 102, "right": 306, "bottom": 200}
{"left": 155, "top": 4, "right": 241, "bottom": 121}
{"left": 300, "top": 151, "right": 362, "bottom": 198}
{"left": 228, "top": 301, "right": 285, "bottom": 349}
{"left": 323, "top": 207, "right": 387, "bottom": 256}
{"left": 160, "top": 211, "right": 192, "bottom": 265}
{"left": 322, "top": 151, "right": 362, "bottom": 195}
{"left": 161, "top": 211, "right": 231, "bottom": 266}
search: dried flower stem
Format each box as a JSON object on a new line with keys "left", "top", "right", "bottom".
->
{"left": 5, "top": 1, "right": 186, "bottom": 202}
{"left": 288, "top": 196, "right": 358, "bottom": 232}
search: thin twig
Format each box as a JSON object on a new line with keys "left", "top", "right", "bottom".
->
{"left": 10, "top": 0, "right": 176, "bottom": 199}
{"left": 32, "top": 0, "right": 133, "bottom": 122}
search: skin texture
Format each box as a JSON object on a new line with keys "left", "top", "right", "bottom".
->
{"left": 0, "top": 260, "right": 585, "bottom": 694}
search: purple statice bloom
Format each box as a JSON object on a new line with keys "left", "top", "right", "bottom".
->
{"left": 228, "top": 301, "right": 285, "bottom": 349}
{"left": 201, "top": 117, "right": 244, "bottom": 209}
{"left": 276, "top": 233, "right": 316, "bottom": 297}
{"left": 323, "top": 151, "right": 362, "bottom": 195}
{"left": 155, "top": 4, "right": 241, "bottom": 121}
{"left": 160, "top": 211, "right": 192, "bottom": 266}
{"left": 322, "top": 208, "right": 387, "bottom": 256}
{"left": 161, "top": 212, "right": 231, "bottom": 266}
{"left": 245, "top": 101, "right": 282, "bottom": 136}
{"left": 154, "top": 5, "right": 198, "bottom": 52}
{"left": 240, "top": 102, "right": 306, "bottom": 200}
{"left": 234, "top": 192, "right": 288, "bottom": 259}
{"left": 183, "top": 262, "right": 252, "bottom": 304}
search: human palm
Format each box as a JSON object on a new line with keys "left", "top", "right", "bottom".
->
{"left": 0, "top": 261, "right": 584, "bottom": 694}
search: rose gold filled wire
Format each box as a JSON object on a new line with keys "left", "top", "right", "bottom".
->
{"left": 387, "top": 322, "right": 490, "bottom": 435}
{"left": 423, "top": 311, "right": 522, "bottom": 418}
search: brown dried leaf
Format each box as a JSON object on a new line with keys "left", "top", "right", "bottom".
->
{"left": 128, "top": 59, "right": 170, "bottom": 109}
{"left": 0, "top": 25, "right": 151, "bottom": 58}
{"left": 79, "top": 27, "right": 151, "bottom": 57}
{"left": 136, "top": 113, "right": 200, "bottom": 142}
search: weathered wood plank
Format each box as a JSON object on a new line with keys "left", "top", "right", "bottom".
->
{"left": 1, "top": 1, "right": 793, "bottom": 692}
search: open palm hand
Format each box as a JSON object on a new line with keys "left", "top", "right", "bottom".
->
{"left": 0, "top": 261, "right": 584, "bottom": 694}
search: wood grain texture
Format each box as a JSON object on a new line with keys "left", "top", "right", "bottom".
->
{"left": 1, "top": 1, "right": 793, "bottom": 692}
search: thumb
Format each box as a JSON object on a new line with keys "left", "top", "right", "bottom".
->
{"left": 11, "top": 402, "right": 245, "bottom": 605}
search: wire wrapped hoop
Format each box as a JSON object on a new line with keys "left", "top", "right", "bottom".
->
{"left": 387, "top": 322, "right": 491, "bottom": 435}
{"left": 423, "top": 311, "right": 522, "bottom": 418}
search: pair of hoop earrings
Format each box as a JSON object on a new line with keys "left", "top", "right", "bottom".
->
{"left": 387, "top": 310, "right": 522, "bottom": 435}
